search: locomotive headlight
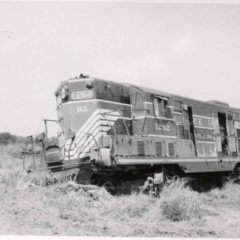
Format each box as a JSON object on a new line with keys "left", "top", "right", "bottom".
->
{"left": 86, "top": 80, "right": 93, "bottom": 89}
{"left": 61, "top": 86, "right": 69, "bottom": 100}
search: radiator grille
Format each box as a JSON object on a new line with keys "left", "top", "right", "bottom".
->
{"left": 137, "top": 141, "right": 145, "bottom": 156}
{"left": 155, "top": 142, "right": 163, "bottom": 156}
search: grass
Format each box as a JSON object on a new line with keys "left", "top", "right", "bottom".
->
{"left": 0, "top": 144, "right": 240, "bottom": 237}
{"left": 160, "top": 179, "right": 201, "bottom": 221}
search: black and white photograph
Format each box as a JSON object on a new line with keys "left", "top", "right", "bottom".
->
{"left": 1, "top": 0, "right": 240, "bottom": 238}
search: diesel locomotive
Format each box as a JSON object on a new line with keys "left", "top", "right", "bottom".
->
{"left": 45, "top": 74, "right": 240, "bottom": 186}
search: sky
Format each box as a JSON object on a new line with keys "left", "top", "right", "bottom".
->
{"left": 1, "top": 2, "right": 240, "bottom": 136}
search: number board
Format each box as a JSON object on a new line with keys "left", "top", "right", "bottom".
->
{"left": 193, "top": 116, "right": 214, "bottom": 128}
{"left": 71, "top": 90, "right": 94, "bottom": 100}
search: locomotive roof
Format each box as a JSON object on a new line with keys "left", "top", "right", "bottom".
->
{"left": 56, "top": 75, "right": 240, "bottom": 113}
{"left": 129, "top": 84, "right": 171, "bottom": 98}
{"left": 132, "top": 83, "right": 240, "bottom": 113}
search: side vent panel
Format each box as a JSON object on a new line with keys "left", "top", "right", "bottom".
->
{"left": 155, "top": 142, "right": 163, "bottom": 156}
{"left": 137, "top": 141, "right": 145, "bottom": 156}
{"left": 168, "top": 142, "right": 175, "bottom": 156}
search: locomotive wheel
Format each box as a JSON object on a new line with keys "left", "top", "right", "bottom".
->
{"left": 90, "top": 174, "right": 103, "bottom": 185}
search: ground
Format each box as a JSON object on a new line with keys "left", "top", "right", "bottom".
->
{"left": 1, "top": 145, "right": 240, "bottom": 237}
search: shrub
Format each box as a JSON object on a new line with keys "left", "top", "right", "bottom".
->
{"left": 0, "top": 132, "right": 16, "bottom": 145}
{"left": 159, "top": 179, "right": 201, "bottom": 221}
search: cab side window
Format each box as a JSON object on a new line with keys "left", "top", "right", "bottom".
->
{"left": 153, "top": 97, "right": 173, "bottom": 118}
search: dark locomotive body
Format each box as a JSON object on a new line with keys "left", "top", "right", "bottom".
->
{"left": 53, "top": 75, "right": 240, "bottom": 182}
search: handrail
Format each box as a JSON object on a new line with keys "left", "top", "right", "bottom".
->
{"left": 75, "top": 132, "right": 98, "bottom": 159}
{"left": 73, "top": 114, "right": 115, "bottom": 145}
{"left": 68, "top": 120, "right": 114, "bottom": 159}
{"left": 64, "top": 109, "right": 130, "bottom": 160}
{"left": 73, "top": 111, "right": 117, "bottom": 145}
{"left": 70, "top": 124, "right": 106, "bottom": 159}
{"left": 66, "top": 118, "right": 114, "bottom": 151}
{"left": 121, "top": 115, "right": 130, "bottom": 136}
{"left": 99, "top": 112, "right": 117, "bottom": 136}
{"left": 101, "top": 110, "right": 130, "bottom": 136}
{"left": 77, "top": 132, "right": 101, "bottom": 161}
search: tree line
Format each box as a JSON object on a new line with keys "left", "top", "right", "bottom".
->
{"left": 0, "top": 132, "right": 27, "bottom": 145}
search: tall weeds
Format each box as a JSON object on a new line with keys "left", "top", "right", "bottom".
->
{"left": 2, "top": 145, "right": 240, "bottom": 236}
{"left": 159, "top": 179, "right": 201, "bottom": 221}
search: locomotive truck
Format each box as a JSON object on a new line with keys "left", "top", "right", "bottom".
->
{"left": 43, "top": 74, "right": 240, "bottom": 190}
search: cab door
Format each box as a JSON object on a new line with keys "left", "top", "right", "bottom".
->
{"left": 213, "top": 112, "right": 222, "bottom": 155}
{"left": 227, "top": 113, "right": 237, "bottom": 156}
{"left": 130, "top": 86, "right": 147, "bottom": 134}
